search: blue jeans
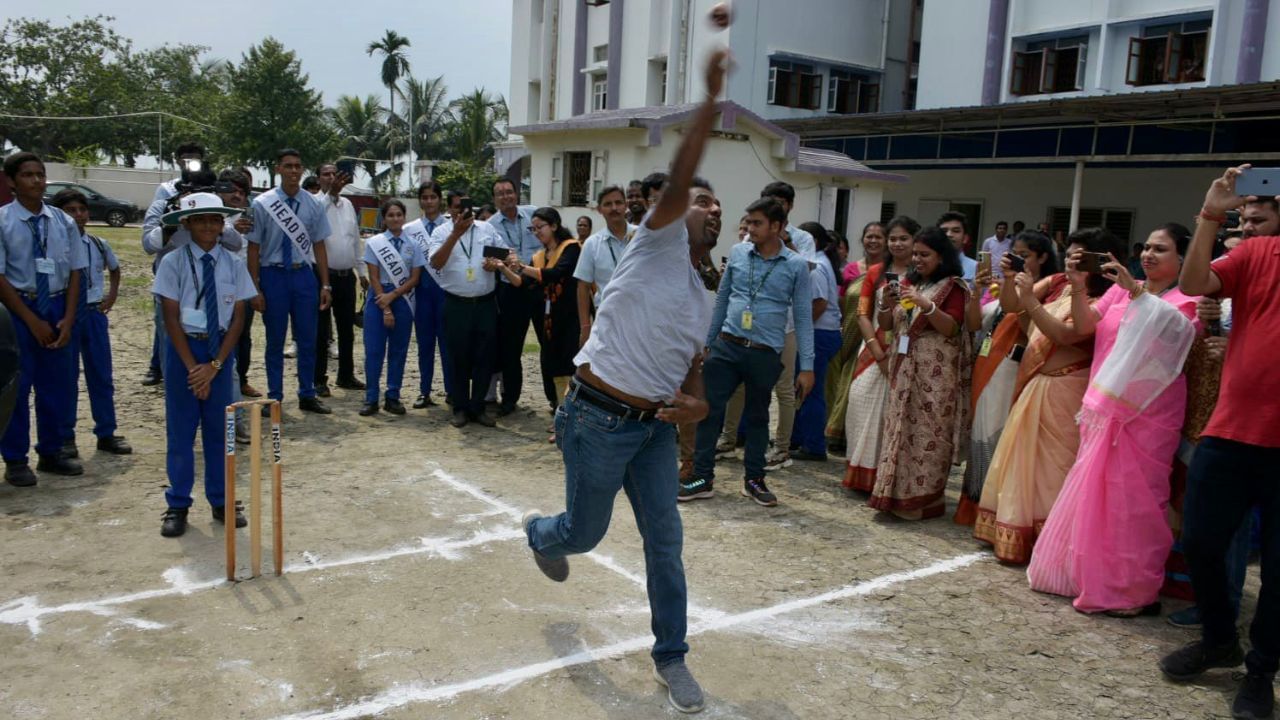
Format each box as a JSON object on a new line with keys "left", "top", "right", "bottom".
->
{"left": 525, "top": 389, "right": 689, "bottom": 666}
{"left": 260, "top": 266, "right": 319, "bottom": 401}
{"left": 1, "top": 295, "right": 75, "bottom": 464}
{"left": 1183, "top": 436, "right": 1280, "bottom": 675}
{"left": 790, "top": 328, "right": 841, "bottom": 455}
{"left": 414, "top": 275, "right": 453, "bottom": 398}
{"left": 163, "top": 337, "right": 234, "bottom": 509}
{"left": 65, "top": 307, "right": 118, "bottom": 442}
{"left": 364, "top": 286, "right": 414, "bottom": 404}
{"left": 693, "top": 337, "right": 783, "bottom": 481}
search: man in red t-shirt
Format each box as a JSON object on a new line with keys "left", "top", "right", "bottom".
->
{"left": 1159, "top": 164, "right": 1280, "bottom": 720}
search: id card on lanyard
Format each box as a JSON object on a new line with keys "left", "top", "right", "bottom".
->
{"left": 460, "top": 228, "right": 477, "bottom": 282}
{"left": 743, "top": 252, "right": 778, "bottom": 334}
{"left": 182, "top": 247, "right": 210, "bottom": 331}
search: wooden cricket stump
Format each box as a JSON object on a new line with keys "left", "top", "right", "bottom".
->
{"left": 224, "top": 399, "right": 284, "bottom": 581}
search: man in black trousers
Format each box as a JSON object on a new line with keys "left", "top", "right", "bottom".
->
{"left": 488, "top": 178, "right": 541, "bottom": 415}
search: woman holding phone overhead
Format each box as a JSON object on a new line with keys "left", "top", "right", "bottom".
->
{"left": 840, "top": 216, "right": 916, "bottom": 493}
{"left": 869, "top": 225, "right": 972, "bottom": 520}
{"left": 359, "top": 199, "right": 425, "bottom": 417}
{"left": 1029, "top": 223, "right": 1201, "bottom": 616}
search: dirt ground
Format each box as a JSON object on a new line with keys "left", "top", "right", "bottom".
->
{"left": 0, "top": 225, "right": 1260, "bottom": 719}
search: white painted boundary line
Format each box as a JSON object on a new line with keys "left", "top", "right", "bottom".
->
{"left": 273, "top": 552, "right": 987, "bottom": 720}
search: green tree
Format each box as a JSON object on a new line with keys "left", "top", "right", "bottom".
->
{"left": 399, "top": 75, "right": 452, "bottom": 163}
{"left": 433, "top": 160, "right": 499, "bottom": 206}
{"left": 221, "top": 37, "right": 337, "bottom": 182}
{"left": 329, "top": 94, "right": 388, "bottom": 190}
{"left": 446, "top": 89, "right": 508, "bottom": 169}
{"left": 366, "top": 30, "right": 411, "bottom": 191}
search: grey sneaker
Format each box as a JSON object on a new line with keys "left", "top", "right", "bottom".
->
{"left": 714, "top": 437, "right": 737, "bottom": 460}
{"left": 654, "top": 661, "right": 705, "bottom": 713}
{"left": 522, "top": 511, "right": 569, "bottom": 582}
{"left": 763, "top": 448, "right": 792, "bottom": 471}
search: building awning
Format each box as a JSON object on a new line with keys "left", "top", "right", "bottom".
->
{"left": 509, "top": 101, "right": 906, "bottom": 184}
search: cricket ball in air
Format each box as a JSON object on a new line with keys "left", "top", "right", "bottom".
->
{"left": 709, "top": 2, "right": 731, "bottom": 30}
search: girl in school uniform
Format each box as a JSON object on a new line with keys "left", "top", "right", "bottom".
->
{"left": 360, "top": 199, "right": 425, "bottom": 416}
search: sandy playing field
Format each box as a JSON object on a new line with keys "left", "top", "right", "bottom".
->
{"left": 0, "top": 226, "right": 1251, "bottom": 719}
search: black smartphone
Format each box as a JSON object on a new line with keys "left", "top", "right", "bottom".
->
{"left": 1005, "top": 253, "right": 1026, "bottom": 273}
{"left": 460, "top": 197, "right": 475, "bottom": 214}
{"left": 883, "top": 271, "right": 899, "bottom": 286}
{"left": 335, "top": 159, "right": 356, "bottom": 177}
{"left": 482, "top": 245, "right": 509, "bottom": 260}
{"left": 1077, "top": 252, "right": 1109, "bottom": 274}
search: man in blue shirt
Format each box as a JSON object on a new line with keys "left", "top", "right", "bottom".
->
{"left": 685, "top": 197, "right": 815, "bottom": 507}
{"left": 0, "top": 152, "right": 89, "bottom": 486}
{"left": 489, "top": 178, "right": 541, "bottom": 415}
{"left": 246, "top": 149, "right": 334, "bottom": 415}
{"left": 938, "top": 212, "right": 978, "bottom": 281}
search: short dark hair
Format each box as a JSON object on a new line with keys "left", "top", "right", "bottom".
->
{"left": 417, "top": 180, "right": 443, "bottom": 199}
{"left": 218, "top": 168, "right": 251, "bottom": 194}
{"left": 302, "top": 176, "right": 320, "bottom": 192}
{"left": 627, "top": 180, "right": 642, "bottom": 190}
{"left": 908, "top": 226, "right": 964, "bottom": 284}
{"left": 640, "top": 172, "right": 668, "bottom": 202}
{"left": 50, "top": 187, "right": 88, "bottom": 210}
{"left": 691, "top": 176, "right": 714, "bottom": 193}
{"left": 175, "top": 142, "right": 205, "bottom": 159}
{"left": 800, "top": 221, "right": 840, "bottom": 270}
{"left": 380, "top": 198, "right": 407, "bottom": 217}
{"left": 745, "top": 197, "right": 787, "bottom": 226}
{"left": 446, "top": 189, "right": 469, "bottom": 207}
{"left": 1012, "top": 221, "right": 1026, "bottom": 233}
{"left": 1011, "top": 230, "right": 1059, "bottom": 276}
{"left": 277, "top": 148, "right": 302, "bottom": 163}
{"left": 493, "top": 177, "right": 517, "bottom": 194}
{"left": 1067, "top": 227, "right": 1125, "bottom": 298}
{"left": 936, "top": 211, "right": 969, "bottom": 236}
{"left": 996, "top": 220, "right": 1009, "bottom": 229}
{"left": 532, "top": 206, "right": 574, "bottom": 242}
{"left": 596, "top": 184, "right": 625, "bottom": 204}
{"left": 886, "top": 215, "right": 922, "bottom": 238}
{"left": 315, "top": 163, "right": 336, "bottom": 175}
{"left": 1155, "top": 222, "right": 1193, "bottom": 257}
{"left": 1246, "top": 197, "right": 1280, "bottom": 213}
{"left": 760, "top": 181, "right": 795, "bottom": 204}
{"left": 3, "top": 151, "right": 43, "bottom": 180}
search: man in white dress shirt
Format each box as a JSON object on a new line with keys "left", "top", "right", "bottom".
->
{"left": 312, "top": 163, "right": 367, "bottom": 395}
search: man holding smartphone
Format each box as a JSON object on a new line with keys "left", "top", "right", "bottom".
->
{"left": 1159, "top": 164, "right": 1280, "bottom": 720}
{"left": 428, "top": 191, "right": 510, "bottom": 427}
{"left": 489, "top": 179, "right": 541, "bottom": 416}
{"left": 313, "top": 163, "right": 367, "bottom": 396}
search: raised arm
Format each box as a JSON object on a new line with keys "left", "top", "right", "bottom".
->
{"left": 1182, "top": 165, "right": 1254, "bottom": 296}
{"left": 648, "top": 49, "right": 730, "bottom": 231}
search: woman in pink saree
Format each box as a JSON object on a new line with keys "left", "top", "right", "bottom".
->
{"left": 1027, "top": 224, "right": 1201, "bottom": 616}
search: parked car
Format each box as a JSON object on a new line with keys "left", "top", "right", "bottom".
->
{"left": 42, "top": 181, "right": 141, "bottom": 227}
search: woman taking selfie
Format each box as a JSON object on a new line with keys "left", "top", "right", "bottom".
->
{"left": 869, "top": 226, "right": 971, "bottom": 520}
{"left": 973, "top": 228, "right": 1119, "bottom": 562}
{"left": 840, "top": 216, "right": 916, "bottom": 492}
{"left": 825, "top": 221, "right": 886, "bottom": 452}
{"left": 360, "top": 199, "right": 425, "bottom": 416}
{"left": 1028, "top": 223, "right": 1200, "bottom": 616}
{"left": 495, "top": 207, "right": 582, "bottom": 413}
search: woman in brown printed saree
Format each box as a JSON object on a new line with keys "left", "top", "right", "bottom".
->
{"left": 973, "top": 228, "right": 1122, "bottom": 563}
{"left": 870, "top": 227, "right": 972, "bottom": 520}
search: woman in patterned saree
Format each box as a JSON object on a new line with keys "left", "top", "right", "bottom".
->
{"left": 825, "top": 222, "right": 886, "bottom": 452}
{"left": 869, "top": 226, "right": 972, "bottom": 520}
{"left": 840, "top": 217, "right": 917, "bottom": 492}
{"left": 955, "top": 231, "right": 1058, "bottom": 525}
{"left": 973, "top": 228, "right": 1122, "bottom": 562}
{"left": 1028, "top": 223, "right": 1201, "bottom": 616}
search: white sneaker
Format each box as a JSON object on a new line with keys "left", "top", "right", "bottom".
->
{"left": 763, "top": 449, "right": 792, "bottom": 471}
{"left": 284, "top": 342, "right": 297, "bottom": 359}
{"left": 714, "top": 437, "right": 737, "bottom": 460}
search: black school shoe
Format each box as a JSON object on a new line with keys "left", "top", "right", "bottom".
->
{"left": 298, "top": 397, "right": 332, "bottom": 414}
{"left": 161, "top": 508, "right": 188, "bottom": 537}
{"left": 336, "top": 377, "right": 366, "bottom": 390}
{"left": 1233, "top": 672, "right": 1275, "bottom": 720}
{"left": 212, "top": 502, "right": 247, "bottom": 528}
{"left": 359, "top": 402, "right": 380, "bottom": 417}
{"left": 141, "top": 368, "right": 162, "bottom": 386}
{"left": 61, "top": 441, "right": 79, "bottom": 460}
{"left": 384, "top": 398, "right": 406, "bottom": 415}
{"left": 37, "top": 454, "right": 83, "bottom": 476}
{"left": 5, "top": 463, "right": 37, "bottom": 487}
{"left": 1160, "top": 640, "right": 1245, "bottom": 681}
{"left": 412, "top": 394, "right": 435, "bottom": 409}
{"left": 96, "top": 436, "right": 133, "bottom": 455}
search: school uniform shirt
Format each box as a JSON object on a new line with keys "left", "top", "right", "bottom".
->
{"left": 785, "top": 223, "right": 816, "bottom": 261}
{"left": 403, "top": 214, "right": 450, "bottom": 282}
{"left": 573, "top": 223, "right": 637, "bottom": 306}
{"left": 427, "top": 221, "right": 510, "bottom": 297}
{"left": 575, "top": 214, "right": 712, "bottom": 403}
{"left": 363, "top": 231, "right": 427, "bottom": 286}
{"left": 142, "top": 179, "right": 181, "bottom": 233}
{"left": 709, "top": 242, "right": 816, "bottom": 371}
{"left": 314, "top": 191, "right": 365, "bottom": 278}
{"left": 80, "top": 233, "right": 120, "bottom": 305}
{"left": 960, "top": 253, "right": 978, "bottom": 281}
{"left": 245, "top": 188, "right": 331, "bottom": 266}
{"left": 151, "top": 244, "right": 257, "bottom": 336}
{"left": 0, "top": 202, "right": 89, "bottom": 294}
{"left": 143, "top": 223, "right": 244, "bottom": 263}
{"left": 811, "top": 255, "right": 842, "bottom": 332}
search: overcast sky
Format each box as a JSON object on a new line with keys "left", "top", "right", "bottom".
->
{"left": 27, "top": 1, "right": 514, "bottom": 106}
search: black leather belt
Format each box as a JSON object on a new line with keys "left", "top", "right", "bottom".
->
{"left": 329, "top": 268, "right": 354, "bottom": 277}
{"left": 445, "top": 291, "right": 495, "bottom": 304}
{"left": 719, "top": 331, "right": 777, "bottom": 353}
{"left": 264, "top": 263, "right": 307, "bottom": 270}
{"left": 568, "top": 377, "right": 662, "bottom": 422}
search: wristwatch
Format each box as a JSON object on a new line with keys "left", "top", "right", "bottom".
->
{"left": 211, "top": 358, "right": 223, "bottom": 371}
{"left": 322, "top": 285, "right": 332, "bottom": 291}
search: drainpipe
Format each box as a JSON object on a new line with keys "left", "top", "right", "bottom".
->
{"left": 981, "top": 0, "right": 1011, "bottom": 106}
{"left": 674, "top": 0, "right": 691, "bottom": 104}
{"left": 571, "top": 0, "right": 588, "bottom": 116}
{"left": 607, "top": 0, "right": 625, "bottom": 110}
{"left": 1069, "top": 160, "right": 1085, "bottom": 233}
{"left": 1236, "top": 0, "right": 1269, "bottom": 84}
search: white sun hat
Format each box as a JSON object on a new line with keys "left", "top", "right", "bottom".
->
{"left": 161, "top": 192, "right": 242, "bottom": 226}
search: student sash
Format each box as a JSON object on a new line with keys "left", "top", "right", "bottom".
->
{"left": 367, "top": 234, "right": 415, "bottom": 317}
{"left": 261, "top": 188, "right": 314, "bottom": 263}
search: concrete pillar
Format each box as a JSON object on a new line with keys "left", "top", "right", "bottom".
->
{"left": 571, "top": 0, "right": 588, "bottom": 116}
{"left": 1236, "top": 0, "right": 1270, "bottom": 84}
{"left": 1069, "top": 160, "right": 1085, "bottom": 233}
{"left": 981, "top": 0, "right": 1011, "bottom": 106}
{"left": 606, "top": 0, "right": 625, "bottom": 110}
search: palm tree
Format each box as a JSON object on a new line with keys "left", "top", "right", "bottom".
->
{"left": 400, "top": 74, "right": 452, "bottom": 163}
{"left": 366, "top": 30, "right": 411, "bottom": 190}
{"left": 447, "top": 88, "right": 509, "bottom": 168}
{"left": 328, "top": 94, "right": 387, "bottom": 189}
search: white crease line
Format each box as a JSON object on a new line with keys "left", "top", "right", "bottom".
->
{"left": 0, "top": 526, "right": 523, "bottom": 636}
{"left": 272, "top": 552, "right": 986, "bottom": 720}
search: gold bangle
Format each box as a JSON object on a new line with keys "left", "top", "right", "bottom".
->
{"left": 1129, "top": 285, "right": 1146, "bottom": 300}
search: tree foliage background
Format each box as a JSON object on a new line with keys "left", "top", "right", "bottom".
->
{"left": 0, "top": 15, "right": 508, "bottom": 193}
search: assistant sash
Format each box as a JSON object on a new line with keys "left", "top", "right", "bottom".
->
{"left": 367, "top": 234, "right": 415, "bottom": 317}
{"left": 260, "top": 189, "right": 314, "bottom": 264}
